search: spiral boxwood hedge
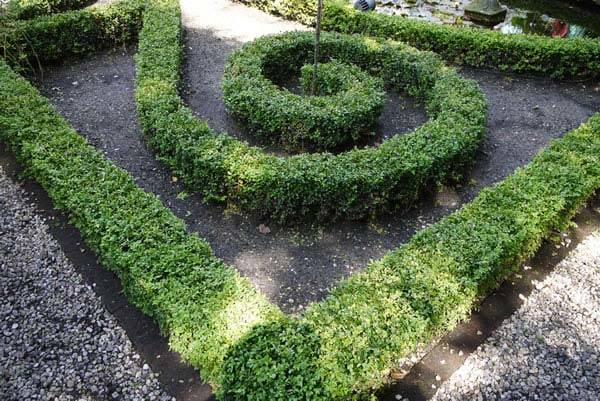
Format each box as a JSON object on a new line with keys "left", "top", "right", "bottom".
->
{"left": 3, "top": 1, "right": 600, "bottom": 400}
{"left": 223, "top": 54, "right": 385, "bottom": 152}
{"left": 138, "top": 17, "right": 487, "bottom": 222}
{"left": 237, "top": 0, "right": 600, "bottom": 79}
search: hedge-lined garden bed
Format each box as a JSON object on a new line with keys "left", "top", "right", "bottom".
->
{"left": 2, "top": 1, "right": 600, "bottom": 401}
{"left": 236, "top": 0, "right": 600, "bottom": 79}
{"left": 137, "top": 7, "right": 487, "bottom": 222}
{"left": 0, "top": 57, "right": 282, "bottom": 386}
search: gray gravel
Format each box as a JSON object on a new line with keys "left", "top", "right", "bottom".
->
{"left": 432, "top": 231, "right": 600, "bottom": 401}
{"left": 0, "top": 168, "right": 174, "bottom": 401}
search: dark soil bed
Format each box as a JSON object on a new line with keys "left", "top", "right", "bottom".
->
{"left": 31, "top": 37, "right": 600, "bottom": 312}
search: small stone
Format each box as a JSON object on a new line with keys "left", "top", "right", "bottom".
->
{"left": 258, "top": 224, "right": 271, "bottom": 234}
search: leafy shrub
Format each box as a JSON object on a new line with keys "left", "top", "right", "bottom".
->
{"left": 221, "top": 113, "right": 600, "bottom": 400}
{"left": 4, "top": 0, "right": 93, "bottom": 19}
{"left": 237, "top": 0, "right": 600, "bottom": 79}
{"left": 223, "top": 53, "right": 385, "bottom": 152}
{"left": 138, "top": 19, "right": 487, "bottom": 222}
{"left": 0, "top": 0, "right": 145, "bottom": 72}
{"left": 0, "top": 58, "right": 282, "bottom": 386}
{"left": 2, "top": 2, "right": 599, "bottom": 401}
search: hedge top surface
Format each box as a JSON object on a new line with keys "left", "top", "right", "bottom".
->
{"left": 223, "top": 45, "right": 386, "bottom": 152}
{"left": 236, "top": 0, "right": 600, "bottom": 79}
{"left": 137, "top": 25, "right": 487, "bottom": 222}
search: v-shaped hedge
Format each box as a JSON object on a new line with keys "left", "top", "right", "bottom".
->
{"left": 1, "top": 1, "right": 599, "bottom": 400}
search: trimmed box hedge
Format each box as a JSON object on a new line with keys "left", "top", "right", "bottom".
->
{"left": 236, "top": 0, "right": 600, "bottom": 79}
{"left": 3, "top": 0, "right": 93, "bottom": 20}
{"left": 0, "top": 0, "right": 145, "bottom": 71}
{"left": 223, "top": 57, "right": 386, "bottom": 152}
{"left": 2, "top": 51, "right": 598, "bottom": 399}
{"left": 137, "top": 3, "right": 487, "bottom": 222}
{"left": 0, "top": 57, "right": 282, "bottom": 385}
{"left": 2, "top": 1, "right": 600, "bottom": 400}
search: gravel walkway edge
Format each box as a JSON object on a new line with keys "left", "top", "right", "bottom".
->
{"left": 0, "top": 167, "right": 174, "bottom": 401}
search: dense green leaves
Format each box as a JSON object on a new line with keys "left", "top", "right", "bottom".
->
{"left": 4, "top": 0, "right": 92, "bottom": 19}
{"left": 2, "top": 2, "right": 600, "bottom": 401}
{"left": 0, "top": 0, "right": 145, "bottom": 72}
{"left": 223, "top": 48, "right": 385, "bottom": 152}
{"left": 0, "top": 58, "right": 282, "bottom": 387}
{"left": 138, "top": 21, "right": 487, "bottom": 222}
{"left": 238, "top": 0, "right": 600, "bottom": 79}
{"left": 219, "top": 113, "right": 600, "bottom": 401}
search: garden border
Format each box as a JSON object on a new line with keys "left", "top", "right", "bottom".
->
{"left": 136, "top": 5, "right": 487, "bottom": 222}
{"left": 1, "top": 2, "right": 599, "bottom": 400}
{"left": 237, "top": 0, "right": 600, "bottom": 79}
{"left": 1, "top": 0, "right": 145, "bottom": 72}
{"left": 3, "top": 0, "right": 94, "bottom": 20}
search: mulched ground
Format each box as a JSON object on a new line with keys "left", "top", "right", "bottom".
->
{"left": 29, "top": 0, "right": 600, "bottom": 312}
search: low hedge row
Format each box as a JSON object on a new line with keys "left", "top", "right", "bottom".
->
{"left": 3, "top": 0, "right": 92, "bottom": 20}
{"left": 223, "top": 57, "right": 386, "bottom": 152}
{"left": 236, "top": 0, "right": 600, "bottom": 79}
{"left": 137, "top": 4, "right": 487, "bottom": 222}
{"left": 1, "top": 0, "right": 145, "bottom": 72}
{"left": 0, "top": 58, "right": 282, "bottom": 386}
{"left": 2, "top": 2, "right": 600, "bottom": 400}
{"left": 221, "top": 112, "right": 600, "bottom": 400}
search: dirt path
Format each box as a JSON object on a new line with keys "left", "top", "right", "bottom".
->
{"left": 31, "top": 0, "right": 600, "bottom": 313}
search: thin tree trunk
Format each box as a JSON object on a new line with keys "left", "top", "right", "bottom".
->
{"left": 311, "top": 0, "right": 323, "bottom": 96}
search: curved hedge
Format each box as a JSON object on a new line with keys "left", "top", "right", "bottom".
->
{"left": 220, "top": 112, "right": 600, "bottom": 401}
{"left": 237, "top": 0, "right": 600, "bottom": 79}
{"left": 137, "top": 19, "right": 487, "bottom": 222}
{"left": 223, "top": 58, "right": 385, "bottom": 152}
{"left": 0, "top": 0, "right": 145, "bottom": 71}
{"left": 1, "top": 1, "right": 600, "bottom": 401}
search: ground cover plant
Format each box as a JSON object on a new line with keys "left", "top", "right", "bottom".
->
{"left": 1, "top": 1, "right": 599, "bottom": 401}
{"left": 236, "top": 0, "right": 600, "bottom": 79}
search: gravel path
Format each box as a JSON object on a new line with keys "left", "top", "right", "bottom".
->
{"left": 432, "top": 231, "right": 600, "bottom": 401}
{"left": 33, "top": 0, "right": 600, "bottom": 312}
{"left": 0, "top": 168, "right": 173, "bottom": 401}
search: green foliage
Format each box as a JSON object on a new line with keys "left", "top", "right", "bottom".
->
{"left": 220, "top": 113, "right": 600, "bottom": 400}
{"left": 1, "top": 0, "right": 145, "bottom": 72}
{"left": 218, "top": 318, "right": 330, "bottom": 401}
{"left": 0, "top": 58, "right": 282, "bottom": 386}
{"left": 137, "top": 17, "right": 487, "bottom": 222}
{"left": 5, "top": 0, "right": 92, "bottom": 20}
{"left": 223, "top": 52, "right": 385, "bottom": 152}
{"left": 237, "top": 0, "right": 600, "bottom": 79}
{"left": 2, "top": 1, "right": 600, "bottom": 401}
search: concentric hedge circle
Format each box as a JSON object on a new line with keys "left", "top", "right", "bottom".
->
{"left": 136, "top": 28, "right": 487, "bottom": 222}
{"left": 223, "top": 53, "right": 385, "bottom": 151}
